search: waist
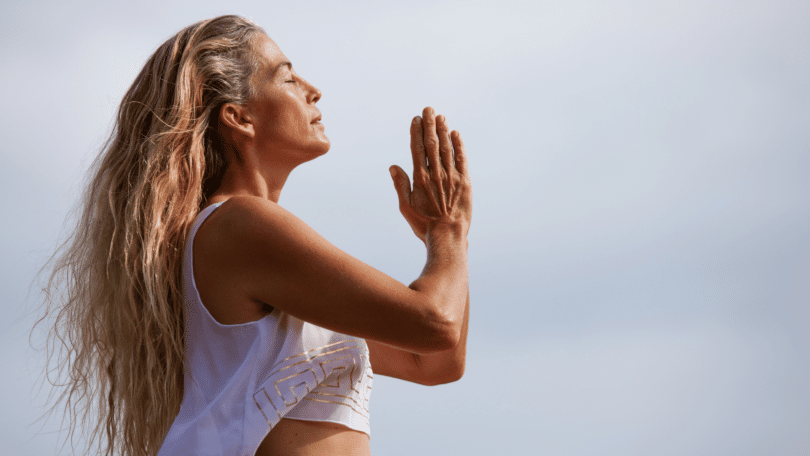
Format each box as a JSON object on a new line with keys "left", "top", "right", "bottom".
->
{"left": 255, "top": 418, "right": 371, "bottom": 456}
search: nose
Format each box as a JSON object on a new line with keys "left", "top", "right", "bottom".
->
{"left": 304, "top": 79, "right": 321, "bottom": 104}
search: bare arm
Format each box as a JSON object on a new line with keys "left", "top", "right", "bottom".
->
{"left": 198, "top": 107, "right": 472, "bottom": 355}
{"left": 367, "top": 109, "right": 472, "bottom": 384}
{"left": 367, "top": 288, "right": 469, "bottom": 385}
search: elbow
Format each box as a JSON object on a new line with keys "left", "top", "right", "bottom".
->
{"left": 421, "top": 305, "right": 463, "bottom": 353}
{"left": 431, "top": 364, "right": 466, "bottom": 386}
{"left": 430, "top": 326, "right": 461, "bottom": 353}
{"left": 416, "top": 356, "right": 466, "bottom": 386}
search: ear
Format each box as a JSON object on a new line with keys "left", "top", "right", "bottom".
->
{"left": 219, "top": 103, "right": 255, "bottom": 139}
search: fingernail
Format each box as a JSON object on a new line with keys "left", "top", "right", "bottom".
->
{"left": 389, "top": 166, "right": 396, "bottom": 178}
{"left": 413, "top": 117, "right": 421, "bottom": 124}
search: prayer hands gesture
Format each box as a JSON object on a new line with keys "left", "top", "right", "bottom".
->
{"left": 389, "top": 107, "right": 472, "bottom": 244}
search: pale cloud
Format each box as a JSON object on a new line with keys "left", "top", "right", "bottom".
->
{"left": 2, "top": 1, "right": 808, "bottom": 454}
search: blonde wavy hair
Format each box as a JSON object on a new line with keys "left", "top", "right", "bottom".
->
{"left": 33, "top": 15, "right": 264, "bottom": 456}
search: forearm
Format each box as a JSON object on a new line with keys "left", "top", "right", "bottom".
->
{"left": 412, "top": 288, "right": 469, "bottom": 385}
{"left": 408, "top": 225, "right": 468, "bottom": 346}
{"left": 388, "top": 105, "right": 472, "bottom": 354}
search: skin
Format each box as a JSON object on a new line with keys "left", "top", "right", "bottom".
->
{"left": 194, "top": 33, "right": 472, "bottom": 456}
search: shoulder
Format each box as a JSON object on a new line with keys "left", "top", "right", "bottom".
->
{"left": 199, "top": 196, "right": 298, "bottom": 245}
{"left": 208, "top": 195, "right": 283, "bottom": 227}
{"left": 195, "top": 195, "right": 323, "bottom": 273}
{"left": 192, "top": 196, "right": 304, "bottom": 324}
{"left": 208, "top": 195, "right": 308, "bottom": 236}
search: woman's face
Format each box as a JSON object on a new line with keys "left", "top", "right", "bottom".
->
{"left": 246, "top": 34, "right": 329, "bottom": 162}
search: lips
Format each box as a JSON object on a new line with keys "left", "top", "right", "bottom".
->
{"left": 311, "top": 114, "right": 322, "bottom": 124}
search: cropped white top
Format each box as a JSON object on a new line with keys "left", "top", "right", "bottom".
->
{"left": 158, "top": 202, "right": 373, "bottom": 456}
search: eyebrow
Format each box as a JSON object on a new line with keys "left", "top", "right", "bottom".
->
{"left": 271, "top": 61, "right": 293, "bottom": 76}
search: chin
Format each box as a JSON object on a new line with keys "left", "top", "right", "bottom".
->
{"left": 299, "top": 139, "right": 330, "bottom": 164}
{"left": 313, "top": 137, "right": 331, "bottom": 156}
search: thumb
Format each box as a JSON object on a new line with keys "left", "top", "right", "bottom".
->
{"left": 389, "top": 165, "right": 411, "bottom": 207}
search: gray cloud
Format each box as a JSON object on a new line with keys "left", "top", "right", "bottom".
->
{"left": 2, "top": 0, "right": 808, "bottom": 454}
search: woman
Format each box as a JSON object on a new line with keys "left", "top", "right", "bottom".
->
{"left": 37, "top": 14, "right": 471, "bottom": 456}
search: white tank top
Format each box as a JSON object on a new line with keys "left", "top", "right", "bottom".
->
{"left": 158, "top": 201, "right": 373, "bottom": 456}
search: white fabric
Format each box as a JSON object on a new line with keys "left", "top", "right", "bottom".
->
{"left": 158, "top": 202, "right": 373, "bottom": 456}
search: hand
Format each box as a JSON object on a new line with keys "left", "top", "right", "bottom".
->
{"left": 389, "top": 107, "right": 472, "bottom": 243}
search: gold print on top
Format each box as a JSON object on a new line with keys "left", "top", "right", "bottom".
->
{"left": 275, "top": 374, "right": 315, "bottom": 407}
{"left": 253, "top": 387, "right": 281, "bottom": 426}
{"left": 318, "top": 355, "right": 356, "bottom": 388}
{"left": 268, "top": 339, "right": 361, "bottom": 372}
{"left": 308, "top": 353, "right": 373, "bottom": 417}
{"left": 319, "top": 365, "right": 347, "bottom": 389}
{"left": 253, "top": 339, "right": 372, "bottom": 428}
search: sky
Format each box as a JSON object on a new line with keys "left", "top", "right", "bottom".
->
{"left": 1, "top": 0, "right": 809, "bottom": 454}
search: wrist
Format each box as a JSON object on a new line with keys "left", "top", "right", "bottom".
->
{"left": 425, "top": 222, "right": 467, "bottom": 250}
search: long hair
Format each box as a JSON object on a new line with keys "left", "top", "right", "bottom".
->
{"left": 33, "top": 15, "right": 264, "bottom": 456}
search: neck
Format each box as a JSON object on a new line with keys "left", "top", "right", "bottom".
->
{"left": 207, "top": 155, "right": 295, "bottom": 205}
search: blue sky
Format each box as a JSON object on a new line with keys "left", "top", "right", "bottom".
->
{"left": 2, "top": 1, "right": 809, "bottom": 454}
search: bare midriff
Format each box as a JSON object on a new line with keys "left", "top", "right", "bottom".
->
{"left": 254, "top": 418, "right": 371, "bottom": 456}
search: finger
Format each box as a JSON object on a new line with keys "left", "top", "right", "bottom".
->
{"left": 422, "top": 107, "right": 441, "bottom": 176}
{"left": 451, "top": 130, "right": 469, "bottom": 175}
{"left": 389, "top": 165, "right": 412, "bottom": 208}
{"left": 437, "top": 115, "right": 454, "bottom": 172}
{"left": 410, "top": 116, "right": 427, "bottom": 177}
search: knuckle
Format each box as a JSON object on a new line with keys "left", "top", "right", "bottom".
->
{"left": 435, "top": 169, "right": 447, "bottom": 182}
{"left": 416, "top": 172, "right": 431, "bottom": 187}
